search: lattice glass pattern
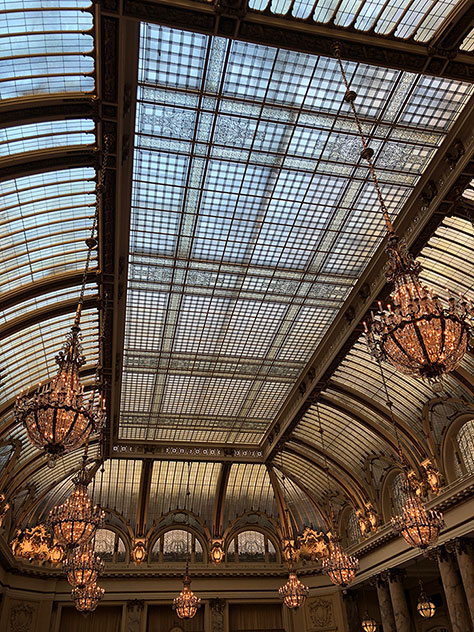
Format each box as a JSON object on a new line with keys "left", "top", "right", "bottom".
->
{"left": 0, "top": 119, "right": 95, "bottom": 157}
{"left": 223, "top": 463, "right": 277, "bottom": 525}
{"left": 120, "top": 23, "right": 473, "bottom": 445}
{"left": 274, "top": 467, "right": 325, "bottom": 531}
{"left": 461, "top": 28, "right": 474, "bottom": 52}
{"left": 0, "top": 1, "right": 95, "bottom": 100}
{"left": 457, "top": 420, "right": 474, "bottom": 475}
{"left": 248, "top": 0, "right": 462, "bottom": 43}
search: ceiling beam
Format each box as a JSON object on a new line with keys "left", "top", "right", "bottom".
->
{"left": 119, "top": 0, "right": 474, "bottom": 82}
{"left": 0, "top": 95, "right": 98, "bottom": 129}
{"left": 135, "top": 460, "right": 151, "bottom": 536}
{"left": 211, "top": 462, "right": 230, "bottom": 538}
{"left": 0, "top": 147, "right": 97, "bottom": 183}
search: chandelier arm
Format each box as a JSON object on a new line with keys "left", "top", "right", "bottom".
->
{"left": 333, "top": 43, "right": 393, "bottom": 234}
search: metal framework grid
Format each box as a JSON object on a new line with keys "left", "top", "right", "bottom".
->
{"left": 119, "top": 22, "right": 473, "bottom": 447}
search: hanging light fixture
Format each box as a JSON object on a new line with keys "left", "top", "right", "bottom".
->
{"left": 322, "top": 537, "right": 359, "bottom": 587}
{"left": 391, "top": 482, "right": 444, "bottom": 550}
{"left": 14, "top": 139, "right": 111, "bottom": 461}
{"left": 11, "top": 524, "right": 51, "bottom": 562}
{"left": 361, "top": 615, "right": 377, "bottom": 632}
{"left": 210, "top": 537, "right": 224, "bottom": 564}
{"left": 332, "top": 43, "right": 473, "bottom": 383}
{"left": 48, "top": 455, "right": 104, "bottom": 549}
{"left": 314, "top": 403, "right": 359, "bottom": 587}
{"left": 173, "top": 559, "right": 201, "bottom": 619}
{"left": 172, "top": 462, "right": 201, "bottom": 619}
{"left": 64, "top": 542, "right": 104, "bottom": 589}
{"left": 72, "top": 583, "right": 105, "bottom": 612}
{"left": 416, "top": 573, "right": 436, "bottom": 618}
{"left": 373, "top": 355, "right": 445, "bottom": 549}
{"left": 279, "top": 571, "right": 309, "bottom": 609}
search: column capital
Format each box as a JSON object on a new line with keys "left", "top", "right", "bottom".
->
{"left": 387, "top": 568, "right": 406, "bottom": 583}
{"left": 127, "top": 599, "right": 145, "bottom": 611}
{"left": 210, "top": 597, "right": 225, "bottom": 613}
{"left": 454, "top": 537, "right": 474, "bottom": 556}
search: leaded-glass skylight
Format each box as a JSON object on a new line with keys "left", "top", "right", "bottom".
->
{"left": 119, "top": 23, "right": 473, "bottom": 447}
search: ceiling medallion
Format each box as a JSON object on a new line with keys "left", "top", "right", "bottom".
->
{"left": 11, "top": 524, "right": 51, "bottom": 562}
{"left": 321, "top": 537, "right": 359, "bottom": 587}
{"left": 173, "top": 561, "right": 201, "bottom": 619}
{"left": 48, "top": 461, "right": 104, "bottom": 549}
{"left": 14, "top": 139, "right": 110, "bottom": 462}
{"left": 64, "top": 543, "right": 104, "bottom": 589}
{"left": 391, "top": 478, "right": 444, "bottom": 550}
{"left": 333, "top": 43, "right": 472, "bottom": 383}
{"left": 72, "top": 583, "right": 105, "bottom": 613}
{"left": 279, "top": 571, "right": 309, "bottom": 609}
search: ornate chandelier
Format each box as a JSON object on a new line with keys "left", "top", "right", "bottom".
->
{"left": 173, "top": 562, "right": 201, "bottom": 619}
{"left": 14, "top": 140, "right": 110, "bottom": 461}
{"left": 322, "top": 538, "right": 359, "bottom": 587}
{"left": 48, "top": 462, "right": 104, "bottom": 549}
{"left": 361, "top": 615, "right": 377, "bottom": 632}
{"left": 333, "top": 43, "right": 472, "bottom": 382}
{"left": 391, "top": 477, "right": 444, "bottom": 549}
{"left": 279, "top": 571, "right": 309, "bottom": 609}
{"left": 64, "top": 543, "right": 104, "bottom": 589}
{"left": 72, "top": 583, "right": 105, "bottom": 612}
{"left": 417, "top": 593, "right": 436, "bottom": 618}
{"left": 11, "top": 524, "right": 51, "bottom": 562}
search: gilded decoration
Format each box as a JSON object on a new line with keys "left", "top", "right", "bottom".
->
{"left": 297, "top": 528, "right": 328, "bottom": 561}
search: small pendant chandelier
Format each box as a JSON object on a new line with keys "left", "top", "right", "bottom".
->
{"left": 361, "top": 615, "right": 377, "bottom": 632}
{"left": 314, "top": 403, "right": 359, "bottom": 587}
{"left": 64, "top": 542, "right": 104, "bottom": 589}
{"left": 72, "top": 582, "right": 105, "bottom": 612}
{"left": 416, "top": 576, "right": 436, "bottom": 618}
{"left": 322, "top": 537, "right": 359, "bottom": 587}
{"left": 172, "top": 462, "right": 201, "bottom": 619}
{"left": 333, "top": 43, "right": 472, "bottom": 383}
{"left": 48, "top": 456, "right": 104, "bottom": 549}
{"left": 279, "top": 571, "right": 309, "bottom": 609}
{"left": 173, "top": 560, "right": 201, "bottom": 619}
{"left": 391, "top": 480, "right": 444, "bottom": 550}
{"left": 14, "top": 139, "right": 110, "bottom": 461}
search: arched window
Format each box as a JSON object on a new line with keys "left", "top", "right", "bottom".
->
{"left": 94, "top": 528, "right": 126, "bottom": 563}
{"left": 346, "top": 509, "right": 361, "bottom": 545}
{"left": 151, "top": 529, "right": 203, "bottom": 563}
{"left": 227, "top": 530, "right": 277, "bottom": 563}
{"left": 457, "top": 420, "right": 474, "bottom": 475}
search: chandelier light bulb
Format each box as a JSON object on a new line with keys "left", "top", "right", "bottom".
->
{"left": 278, "top": 571, "right": 309, "bottom": 609}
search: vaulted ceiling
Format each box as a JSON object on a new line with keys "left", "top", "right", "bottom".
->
{"left": 2, "top": 0, "right": 474, "bottom": 538}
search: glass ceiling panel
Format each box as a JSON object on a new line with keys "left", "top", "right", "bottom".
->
{"left": 223, "top": 464, "right": 277, "bottom": 526}
{"left": 247, "top": 0, "right": 462, "bottom": 42}
{"left": 0, "top": 167, "right": 97, "bottom": 295}
{"left": 0, "top": 119, "right": 95, "bottom": 157}
{"left": 120, "top": 22, "right": 473, "bottom": 446}
{"left": 148, "top": 460, "right": 221, "bottom": 528}
{"left": 273, "top": 466, "right": 325, "bottom": 531}
{"left": 460, "top": 28, "right": 474, "bottom": 52}
{"left": 0, "top": 1, "right": 95, "bottom": 100}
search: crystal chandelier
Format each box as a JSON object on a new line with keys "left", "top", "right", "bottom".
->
{"left": 279, "top": 571, "right": 309, "bottom": 609}
{"left": 48, "top": 460, "right": 104, "bottom": 549}
{"left": 322, "top": 537, "right": 359, "bottom": 587}
{"left": 333, "top": 43, "right": 472, "bottom": 383}
{"left": 173, "top": 561, "right": 201, "bottom": 619}
{"left": 11, "top": 524, "right": 51, "bottom": 562}
{"left": 391, "top": 478, "right": 444, "bottom": 549}
{"left": 64, "top": 542, "right": 104, "bottom": 589}
{"left": 72, "top": 583, "right": 105, "bottom": 612}
{"left": 14, "top": 140, "right": 110, "bottom": 461}
{"left": 361, "top": 615, "right": 377, "bottom": 632}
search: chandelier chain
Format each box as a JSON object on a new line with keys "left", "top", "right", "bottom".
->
{"left": 333, "top": 44, "right": 393, "bottom": 234}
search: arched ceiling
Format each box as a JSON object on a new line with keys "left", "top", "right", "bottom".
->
{"left": 2, "top": 1, "right": 474, "bottom": 542}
